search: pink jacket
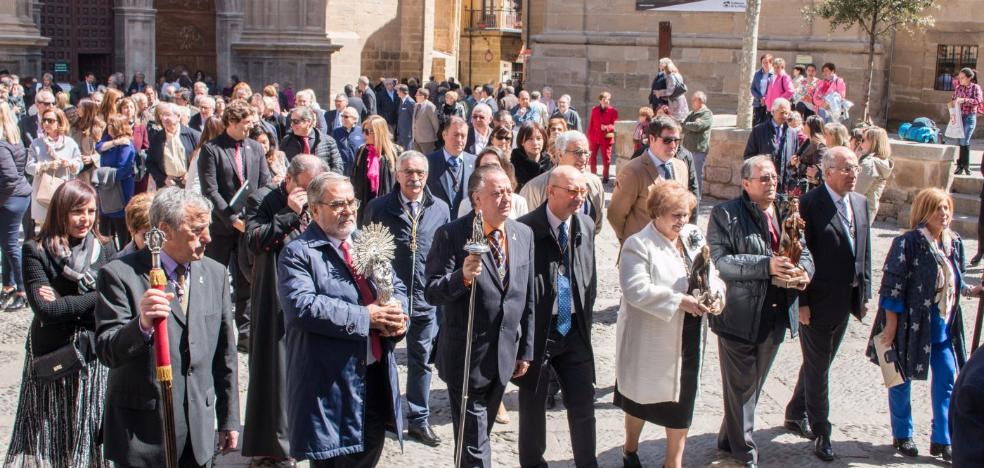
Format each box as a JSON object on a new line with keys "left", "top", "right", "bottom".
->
{"left": 764, "top": 72, "right": 793, "bottom": 111}
{"left": 811, "top": 74, "right": 847, "bottom": 109}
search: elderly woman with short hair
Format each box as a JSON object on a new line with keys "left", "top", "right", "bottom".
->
{"left": 652, "top": 58, "right": 690, "bottom": 121}
{"left": 615, "top": 178, "right": 725, "bottom": 468}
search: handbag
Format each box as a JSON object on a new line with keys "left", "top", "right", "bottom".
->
{"left": 668, "top": 79, "right": 688, "bottom": 99}
{"left": 35, "top": 170, "right": 64, "bottom": 207}
{"left": 30, "top": 330, "right": 92, "bottom": 381}
{"left": 945, "top": 105, "right": 965, "bottom": 139}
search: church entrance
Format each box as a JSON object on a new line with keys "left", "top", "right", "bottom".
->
{"left": 154, "top": 0, "right": 217, "bottom": 81}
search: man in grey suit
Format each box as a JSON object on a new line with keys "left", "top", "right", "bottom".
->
{"left": 396, "top": 84, "right": 415, "bottom": 150}
{"left": 95, "top": 188, "right": 239, "bottom": 467}
{"left": 412, "top": 88, "right": 440, "bottom": 153}
{"left": 425, "top": 165, "right": 535, "bottom": 468}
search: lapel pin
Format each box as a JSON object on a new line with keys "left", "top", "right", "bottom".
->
{"left": 199, "top": 276, "right": 204, "bottom": 284}
{"left": 511, "top": 233, "right": 517, "bottom": 241}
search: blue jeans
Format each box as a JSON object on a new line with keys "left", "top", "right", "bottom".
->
{"left": 405, "top": 311, "right": 438, "bottom": 428}
{"left": 959, "top": 113, "right": 977, "bottom": 146}
{"left": 0, "top": 195, "right": 29, "bottom": 291}
{"left": 888, "top": 341, "right": 957, "bottom": 444}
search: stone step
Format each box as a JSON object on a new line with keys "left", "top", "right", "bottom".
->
{"left": 951, "top": 175, "right": 983, "bottom": 195}
{"left": 952, "top": 192, "right": 981, "bottom": 216}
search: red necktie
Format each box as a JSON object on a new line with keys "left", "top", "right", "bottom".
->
{"left": 340, "top": 240, "right": 382, "bottom": 361}
{"left": 765, "top": 210, "right": 780, "bottom": 253}
{"left": 302, "top": 136, "right": 310, "bottom": 154}
{"left": 233, "top": 142, "right": 245, "bottom": 184}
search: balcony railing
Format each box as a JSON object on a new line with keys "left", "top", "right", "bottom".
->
{"left": 473, "top": 7, "right": 522, "bottom": 31}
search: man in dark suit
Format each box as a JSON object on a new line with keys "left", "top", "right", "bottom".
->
{"left": 280, "top": 106, "right": 345, "bottom": 174}
{"left": 784, "top": 146, "right": 870, "bottom": 461}
{"left": 18, "top": 90, "right": 54, "bottom": 145}
{"left": 70, "top": 72, "right": 97, "bottom": 105}
{"left": 95, "top": 188, "right": 239, "bottom": 467}
{"left": 277, "top": 172, "right": 408, "bottom": 466}
{"left": 377, "top": 78, "right": 400, "bottom": 130}
{"left": 426, "top": 116, "right": 475, "bottom": 220}
{"left": 345, "top": 84, "right": 369, "bottom": 123}
{"left": 425, "top": 165, "right": 535, "bottom": 468}
{"left": 365, "top": 150, "right": 451, "bottom": 447}
{"left": 465, "top": 103, "right": 494, "bottom": 155}
{"left": 743, "top": 98, "right": 800, "bottom": 194}
{"left": 358, "top": 76, "right": 378, "bottom": 116}
{"left": 187, "top": 95, "right": 215, "bottom": 133}
{"left": 148, "top": 102, "right": 202, "bottom": 189}
{"left": 516, "top": 166, "right": 598, "bottom": 468}
{"left": 198, "top": 99, "right": 272, "bottom": 347}
{"left": 396, "top": 84, "right": 416, "bottom": 150}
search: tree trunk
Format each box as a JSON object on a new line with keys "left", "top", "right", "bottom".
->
{"left": 862, "top": 13, "right": 880, "bottom": 124}
{"left": 736, "top": 0, "right": 762, "bottom": 129}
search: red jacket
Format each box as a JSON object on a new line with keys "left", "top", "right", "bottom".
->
{"left": 588, "top": 105, "right": 619, "bottom": 144}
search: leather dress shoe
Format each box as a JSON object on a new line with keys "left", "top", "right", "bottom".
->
{"left": 407, "top": 425, "right": 441, "bottom": 447}
{"left": 930, "top": 442, "right": 952, "bottom": 462}
{"left": 971, "top": 252, "right": 984, "bottom": 266}
{"left": 814, "top": 435, "right": 834, "bottom": 462}
{"left": 784, "top": 418, "right": 817, "bottom": 440}
{"left": 893, "top": 438, "right": 919, "bottom": 457}
{"left": 622, "top": 451, "right": 642, "bottom": 468}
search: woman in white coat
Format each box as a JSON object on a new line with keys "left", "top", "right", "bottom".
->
{"left": 615, "top": 178, "right": 725, "bottom": 468}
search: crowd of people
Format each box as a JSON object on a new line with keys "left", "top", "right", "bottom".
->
{"left": 0, "top": 58, "right": 981, "bottom": 468}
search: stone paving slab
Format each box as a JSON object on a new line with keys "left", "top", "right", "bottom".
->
{"left": 0, "top": 196, "right": 978, "bottom": 468}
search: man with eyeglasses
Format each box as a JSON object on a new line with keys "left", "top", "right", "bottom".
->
{"left": 466, "top": 103, "right": 494, "bottom": 155}
{"left": 364, "top": 151, "right": 451, "bottom": 448}
{"left": 277, "top": 172, "right": 409, "bottom": 467}
{"left": 516, "top": 165, "right": 598, "bottom": 468}
{"left": 331, "top": 107, "right": 365, "bottom": 176}
{"left": 521, "top": 130, "right": 605, "bottom": 235}
{"left": 609, "top": 117, "right": 691, "bottom": 244}
{"left": 550, "top": 95, "right": 583, "bottom": 132}
{"left": 19, "top": 89, "right": 54, "bottom": 145}
{"left": 743, "top": 97, "right": 800, "bottom": 194}
{"left": 199, "top": 99, "right": 272, "bottom": 350}
{"left": 783, "top": 147, "right": 870, "bottom": 462}
{"left": 281, "top": 105, "right": 344, "bottom": 174}
{"left": 706, "top": 155, "right": 814, "bottom": 468}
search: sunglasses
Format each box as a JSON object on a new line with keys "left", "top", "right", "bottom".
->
{"left": 41, "top": 117, "right": 58, "bottom": 124}
{"left": 494, "top": 135, "right": 511, "bottom": 142}
{"left": 363, "top": 128, "right": 374, "bottom": 135}
{"left": 658, "top": 136, "right": 682, "bottom": 144}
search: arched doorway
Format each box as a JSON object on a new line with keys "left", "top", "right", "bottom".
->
{"left": 154, "top": 0, "right": 217, "bottom": 81}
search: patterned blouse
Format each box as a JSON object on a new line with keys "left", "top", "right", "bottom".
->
{"left": 951, "top": 83, "right": 982, "bottom": 116}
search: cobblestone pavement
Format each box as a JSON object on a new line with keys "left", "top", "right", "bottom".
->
{"left": 0, "top": 195, "right": 978, "bottom": 468}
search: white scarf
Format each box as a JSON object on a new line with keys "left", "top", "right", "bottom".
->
{"left": 919, "top": 227, "right": 955, "bottom": 318}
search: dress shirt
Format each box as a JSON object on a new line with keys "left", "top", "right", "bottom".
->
{"left": 647, "top": 148, "right": 674, "bottom": 179}
{"left": 824, "top": 182, "right": 854, "bottom": 228}
{"left": 472, "top": 127, "right": 491, "bottom": 154}
{"left": 326, "top": 233, "right": 377, "bottom": 365}
{"left": 546, "top": 205, "right": 573, "bottom": 316}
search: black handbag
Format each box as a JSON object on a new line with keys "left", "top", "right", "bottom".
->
{"left": 669, "top": 80, "right": 688, "bottom": 99}
{"left": 30, "top": 331, "right": 91, "bottom": 381}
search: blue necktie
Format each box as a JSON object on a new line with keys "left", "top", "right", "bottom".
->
{"left": 661, "top": 162, "right": 673, "bottom": 180}
{"left": 447, "top": 156, "right": 461, "bottom": 194}
{"left": 556, "top": 221, "right": 572, "bottom": 336}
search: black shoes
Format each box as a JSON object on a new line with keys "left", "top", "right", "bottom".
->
{"left": 784, "top": 418, "right": 817, "bottom": 440}
{"left": 546, "top": 394, "right": 558, "bottom": 410}
{"left": 4, "top": 294, "right": 27, "bottom": 311}
{"left": 893, "top": 438, "right": 919, "bottom": 457}
{"left": 407, "top": 424, "right": 441, "bottom": 447}
{"left": 930, "top": 442, "right": 952, "bottom": 462}
{"left": 814, "top": 435, "right": 834, "bottom": 462}
{"left": 971, "top": 252, "right": 983, "bottom": 266}
{"left": 622, "top": 450, "right": 642, "bottom": 468}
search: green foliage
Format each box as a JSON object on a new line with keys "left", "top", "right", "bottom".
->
{"left": 802, "top": 0, "right": 937, "bottom": 37}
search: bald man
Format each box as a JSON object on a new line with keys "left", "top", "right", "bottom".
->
{"left": 516, "top": 165, "right": 598, "bottom": 467}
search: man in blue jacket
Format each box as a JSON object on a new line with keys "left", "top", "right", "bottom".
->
{"left": 277, "top": 172, "right": 409, "bottom": 466}
{"left": 364, "top": 150, "right": 450, "bottom": 448}
{"left": 751, "top": 54, "right": 774, "bottom": 126}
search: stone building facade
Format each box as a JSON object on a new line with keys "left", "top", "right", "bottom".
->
{"left": 525, "top": 0, "right": 982, "bottom": 134}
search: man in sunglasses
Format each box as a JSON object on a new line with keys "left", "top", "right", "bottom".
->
{"left": 19, "top": 90, "right": 54, "bottom": 145}
{"left": 609, "top": 117, "right": 693, "bottom": 244}
{"left": 280, "top": 105, "right": 344, "bottom": 174}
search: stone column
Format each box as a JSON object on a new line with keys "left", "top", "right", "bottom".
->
{"left": 114, "top": 0, "right": 156, "bottom": 80}
{"left": 0, "top": 0, "right": 48, "bottom": 76}
{"left": 216, "top": 0, "right": 245, "bottom": 84}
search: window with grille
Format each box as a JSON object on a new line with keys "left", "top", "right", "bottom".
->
{"left": 934, "top": 45, "right": 978, "bottom": 91}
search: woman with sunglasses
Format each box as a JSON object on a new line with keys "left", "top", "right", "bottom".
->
{"left": 352, "top": 115, "right": 399, "bottom": 226}
{"left": 27, "top": 107, "right": 82, "bottom": 225}
{"left": 490, "top": 125, "right": 514, "bottom": 154}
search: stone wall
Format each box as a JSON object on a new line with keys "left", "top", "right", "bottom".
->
{"left": 0, "top": 0, "right": 47, "bottom": 77}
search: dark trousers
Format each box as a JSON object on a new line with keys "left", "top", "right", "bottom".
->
{"left": 753, "top": 105, "right": 769, "bottom": 126}
{"left": 785, "top": 316, "right": 850, "bottom": 437}
{"left": 99, "top": 216, "right": 131, "bottom": 252}
{"left": 518, "top": 317, "right": 597, "bottom": 468}
{"left": 205, "top": 233, "right": 250, "bottom": 340}
{"left": 310, "top": 361, "right": 389, "bottom": 468}
{"left": 406, "top": 312, "right": 438, "bottom": 428}
{"left": 447, "top": 375, "right": 507, "bottom": 468}
{"left": 717, "top": 332, "right": 783, "bottom": 464}
{"left": 0, "top": 195, "right": 28, "bottom": 290}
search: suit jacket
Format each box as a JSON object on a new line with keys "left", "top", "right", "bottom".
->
{"left": 377, "top": 88, "right": 400, "bottom": 125}
{"left": 95, "top": 249, "right": 239, "bottom": 467}
{"left": 798, "top": 186, "right": 871, "bottom": 324}
{"left": 607, "top": 153, "right": 688, "bottom": 242}
{"left": 326, "top": 109, "right": 342, "bottom": 132}
{"left": 514, "top": 205, "right": 596, "bottom": 389}
{"left": 71, "top": 80, "right": 96, "bottom": 105}
{"left": 198, "top": 132, "right": 272, "bottom": 239}
{"left": 465, "top": 124, "right": 493, "bottom": 155}
{"left": 424, "top": 213, "right": 536, "bottom": 387}
{"left": 425, "top": 149, "right": 475, "bottom": 219}
{"left": 313, "top": 108, "right": 329, "bottom": 135}
{"left": 188, "top": 113, "right": 206, "bottom": 132}
{"left": 361, "top": 87, "right": 378, "bottom": 116}
{"left": 147, "top": 125, "right": 202, "bottom": 188}
{"left": 18, "top": 115, "right": 38, "bottom": 147}
{"left": 347, "top": 96, "right": 369, "bottom": 123}
{"left": 743, "top": 120, "right": 800, "bottom": 192}
{"left": 396, "top": 96, "right": 415, "bottom": 149}
{"left": 412, "top": 100, "right": 440, "bottom": 144}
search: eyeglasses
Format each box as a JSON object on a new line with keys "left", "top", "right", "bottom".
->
{"left": 565, "top": 149, "right": 591, "bottom": 158}
{"left": 494, "top": 135, "right": 511, "bottom": 142}
{"left": 551, "top": 184, "right": 588, "bottom": 197}
{"left": 290, "top": 118, "right": 309, "bottom": 125}
{"left": 41, "top": 117, "right": 57, "bottom": 124}
{"left": 746, "top": 174, "right": 778, "bottom": 183}
{"left": 37, "top": 101, "right": 54, "bottom": 106}
{"left": 658, "top": 136, "right": 682, "bottom": 145}
{"left": 315, "top": 198, "right": 360, "bottom": 212}
{"left": 400, "top": 169, "right": 427, "bottom": 178}
{"left": 363, "top": 128, "right": 374, "bottom": 135}
{"left": 833, "top": 165, "right": 861, "bottom": 175}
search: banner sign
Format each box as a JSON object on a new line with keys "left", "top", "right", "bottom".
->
{"left": 636, "top": 0, "right": 746, "bottom": 12}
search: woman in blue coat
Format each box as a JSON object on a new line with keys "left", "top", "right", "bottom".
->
{"left": 94, "top": 114, "right": 136, "bottom": 249}
{"left": 866, "top": 188, "right": 979, "bottom": 462}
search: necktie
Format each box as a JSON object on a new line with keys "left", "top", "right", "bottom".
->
{"left": 661, "top": 162, "right": 673, "bottom": 180}
{"left": 174, "top": 264, "right": 189, "bottom": 315}
{"left": 582, "top": 196, "right": 592, "bottom": 216}
{"left": 488, "top": 230, "right": 507, "bottom": 282}
{"left": 837, "top": 198, "right": 856, "bottom": 251}
{"left": 556, "top": 221, "right": 572, "bottom": 336}
{"left": 299, "top": 210, "right": 310, "bottom": 233}
{"left": 233, "top": 142, "right": 244, "bottom": 184}
{"left": 408, "top": 200, "right": 419, "bottom": 219}
{"left": 302, "top": 135, "right": 310, "bottom": 154}
{"left": 765, "top": 210, "right": 779, "bottom": 253}
{"left": 340, "top": 240, "right": 382, "bottom": 361}
{"left": 447, "top": 156, "right": 461, "bottom": 193}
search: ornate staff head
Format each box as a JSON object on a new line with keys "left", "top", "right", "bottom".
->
{"left": 145, "top": 227, "right": 167, "bottom": 267}
{"left": 465, "top": 210, "right": 490, "bottom": 255}
{"left": 351, "top": 223, "right": 397, "bottom": 305}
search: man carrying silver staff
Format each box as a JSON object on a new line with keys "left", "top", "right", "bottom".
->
{"left": 425, "top": 165, "right": 535, "bottom": 467}
{"left": 277, "top": 172, "right": 408, "bottom": 467}
{"left": 364, "top": 150, "right": 451, "bottom": 447}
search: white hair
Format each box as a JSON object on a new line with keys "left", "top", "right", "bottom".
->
{"left": 296, "top": 89, "right": 316, "bottom": 103}
{"left": 471, "top": 103, "right": 492, "bottom": 117}
{"left": 771, "top": 98, "right": 792, "bottom": 112}
{"left": 150, "top": 188, "right": 213, "bottom": 229}
{"left": 554, "top": 130, "right": 589, "bottom": 153}
{"left": 396, "top": 150, "right": 429, "bottom": 171}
